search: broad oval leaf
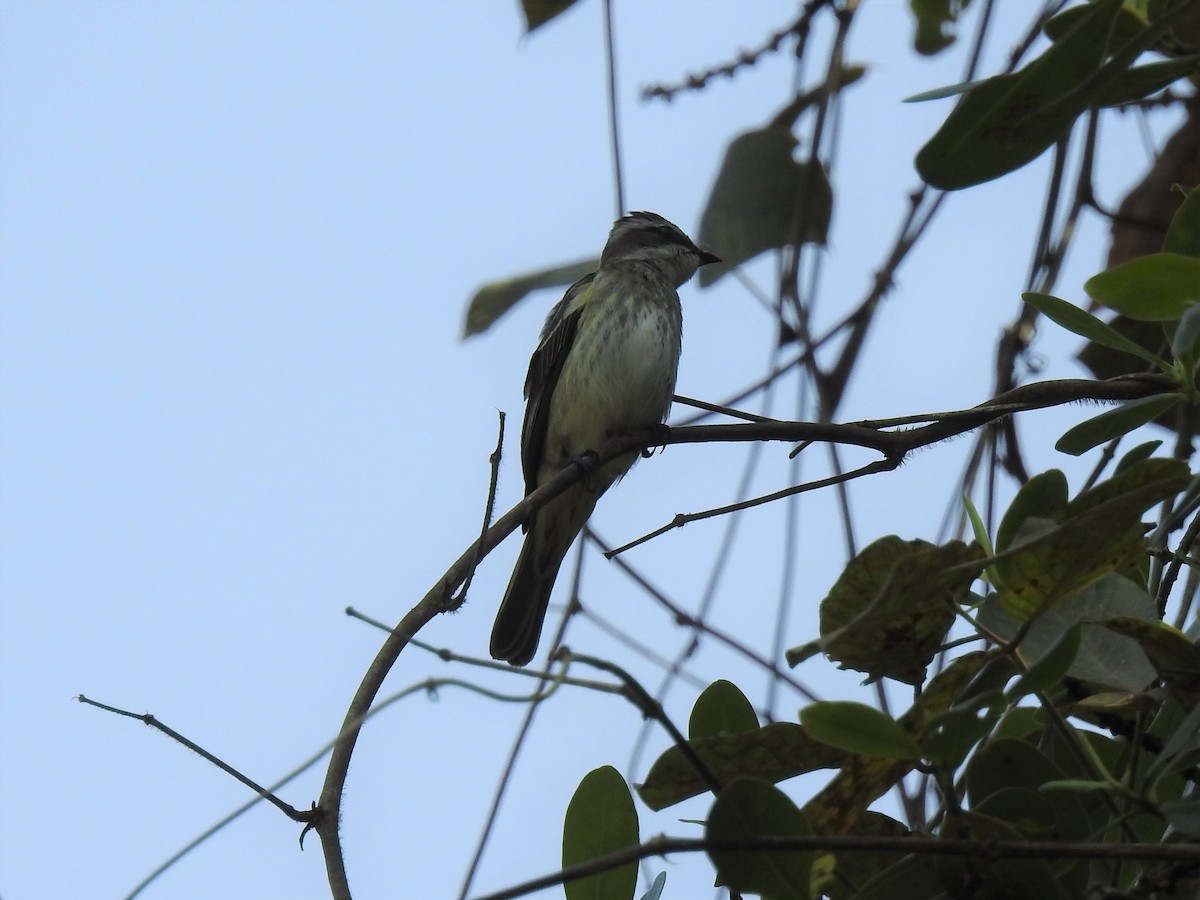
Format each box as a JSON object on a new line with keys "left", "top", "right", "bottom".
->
{"left": 800, "top": 701, "right": 923, "bottom": 760}
{"left": 1085, "top": 252, "right": 1200, "bottom": 320}
{"left": 805, "top": 536, "right": 981, "bottom": 685}
{"left": 698, "top": 126, "right": 831, "bottom": 287}
{"left": 563, "top": 765, "right": 639, "bottom": 900}
{"left": 966, "top": 737, "right": 1066, "bottom": 805}
{"left": 1101, "top": 616, "right": 1200, "bottom": 696}
{"left": 974, "top": 787, "right": 1058, "bottom": 834}
{"left": 706, "top": 777, "right": 812, "bottom": 900}
{"left": 916, "top": 0, "right": 1124, "bottom": 189}
{"left": 689, "top": 679, "right": 760, "bottom": 740}
{"left": 1054, "top": 394, "right": 1180, "bottom": 456}
{"left": 993, "top": 458, "right": 1188, "bottom": 621}
{"left": 462, "top": 257, "right": 597, "bottom": 337}
{"left": 638, "top": 722, "right": 846, "bottom": 812}
{"left": 978, "top": 573, "right": 1158, "bottom": 692}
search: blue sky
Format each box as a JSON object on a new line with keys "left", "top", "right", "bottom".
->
{"left": 0, "top": 3, "right": 1181, "bottom": 899}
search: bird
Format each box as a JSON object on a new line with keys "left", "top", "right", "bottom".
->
{"left": 490, "top": 211, "right": 720, "bottom": 666}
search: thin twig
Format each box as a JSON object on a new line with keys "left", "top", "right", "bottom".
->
{"left": 452, "top": 411, "right": 506, "bottom": 605}
{"left": 77, "top": 695, "right": 313, "bottom": 824}
{"left": 601, "top": 0, "right": 624, "bottom": 216}
{"left": 566, "top": 652, "right": 724, "bottom": 795}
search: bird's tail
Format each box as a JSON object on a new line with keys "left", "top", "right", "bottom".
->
{"left": 490, "top": 487, "right": 600, "bottom": 666}
{"left": 489, "top": 535, "right": 557, "bottom": 667}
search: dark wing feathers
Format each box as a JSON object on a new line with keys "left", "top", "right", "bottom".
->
{"left": 520, "top": 274, "right": 591, "bottom": 499}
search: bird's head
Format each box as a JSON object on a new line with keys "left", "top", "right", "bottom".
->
{"left": 599, "top": 211, "right": 720, "bottom": 287}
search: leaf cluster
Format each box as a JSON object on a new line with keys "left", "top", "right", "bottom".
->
{"left": 540, "top": 4, "right": 1200, "bottom": 898}
{"left": 565, "top": 453, "right": 1200, "bottom": 899}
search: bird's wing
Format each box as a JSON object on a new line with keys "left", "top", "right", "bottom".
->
{"left": 520, "top": 274, "right": 592, "bottom": 498}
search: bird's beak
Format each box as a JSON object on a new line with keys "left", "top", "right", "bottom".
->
{"left": 698, "top": 250, "right": 721, "bottom": 266}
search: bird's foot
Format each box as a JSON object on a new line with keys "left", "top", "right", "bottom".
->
{"left": 641, "top": 423, "right": 670, "bottom": 458}
{"left": 572, "top": 449, "right": 600, "bottom": 490}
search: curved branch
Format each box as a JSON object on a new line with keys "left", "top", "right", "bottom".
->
{"left": 314, "top": 371, "right": 1179, "bottom": 897}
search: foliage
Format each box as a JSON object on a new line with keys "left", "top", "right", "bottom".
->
{"left": 68, "top": 2, "right": 1200, "bottom": 898}
{"left": 528, "top": 3, "right": 1200, "bottom": 899}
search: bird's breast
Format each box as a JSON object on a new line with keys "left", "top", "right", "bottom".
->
{"left": 544, "top": 290, "right": 682, "bottom": 468}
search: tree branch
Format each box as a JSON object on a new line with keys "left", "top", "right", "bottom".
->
{"left": 469, "top": 832, "right": 1200, "bottom": 900}
{"left": 312, "top": 371, "right": 1178, "bottom": 897}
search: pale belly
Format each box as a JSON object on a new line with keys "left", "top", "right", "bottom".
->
{"left": 542, "top": 299, "right": 681, "bottom": 474}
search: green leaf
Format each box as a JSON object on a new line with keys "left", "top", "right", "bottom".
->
{"left": 1150, "top": 0, "right": 1200, "bottom": 50}
{"left": 563, "top": 766, "right": 638, "bottom": 900}
{"left": 461, "top": 257, "right": 597, "bottom": 337}
{"left": 799, "top": 536, "right": 983, "bottom": 685}
{"left": 1164, "top": 185, "right": 1200, "bottom": 257}
{"left": 1093, "top": 55, "right": 1200, "bottom": 106}
{"left": 689, "top": 679, "right": 760, "bottom": 740}
{"left": 908, "top": 0, "right": 973, "bottom": 56}
{"left": 849, "top": 851, "right": 943, "bottom": 900}
{"left": 1022, "top": 292, "right": 1166, "bottom": 366}
{"left": 1162, "top": 798, "right": 1200, "bottom": 837}
{"left": 635, "top": 872, "right": 666, "bottom": 900}
{"left": 996, "top": 469, "right": 1068, "bottom": 555}
{"left": 820, "top": 813, "right": 912, "bottom": 900}
{"left": 961, "top": 494, "right": 993, "bottom": 557}
{"left": 1042, "top": 0, "right": 1147, "bottom": 44}
{"left": 1085, "top": 252, "right": 1200, "bottom": 320}
{"left": 995, "top": 512, "right": 1138, "bottom": 622}
{"left": 1102, "top": 617, "right": 1200, "bottom": 698}
{"left": 904, "top": 76, "right": 989, "bottom": 102}
{"left": 919, "top": 692, "right": 1006, "bottom": 768}
{"left": 698, "top": 126, "right": 831, "bottom": 287}
{"left": 960, "top": 763, "right": 1094, "bottom": 883}
{"left": 801, "top": 653, "right": 989, "bottom": 835}
{"left": 1006, "top": 624, "right": 1082, "bottom": 699}
{"left": 917, "top": 0, "right": 1198, "bottom": 189}
{"left": 706, "top": 777, "right": 812, "bottom": 900}
{"left": 1172, "top": 299, "right": 1200, "bottom": 365}
{"left": 978, "top": 574, "right": 1158, "bottom": 692}
{"left": 974, "top": 787, "right": 1058, "bottom": 834}
{"left": 638, "top": 722, "right": 846, "bottom": 812}
{"left": 916, "top": 0, "right": 1124, "bottom": 189}
{"left": 1146, "top": 701, "right": 1200, "bottom": 784}
{"left": 943, "top": 812, "right": 1075, "bottom": 896}
{"left": 520, "top": 0, "right": 579, "bottom": 33}
{"left": 1055, "top": 394, "right": 1180, "bottom": 455}
{"left": 1014, "top": 1, "right": 1197, "bottom": 146}
{"left": 992, "top": 459, "right": 1188, "bottom": 621}
{"left": 962, "top": 494, "right": 998, "bottom": 586}
{"left": 800, "top": 701, "right": 924, "bottom": 760}
{"left": 967, "top": 738, "right": 1070, "bottom": 804}
{"left": 1115, "top": 440, "right": 1163, "bottom": 473}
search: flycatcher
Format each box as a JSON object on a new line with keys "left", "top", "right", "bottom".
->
{"left": 490, "top": 211, "right": 720, "bottom": 666}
